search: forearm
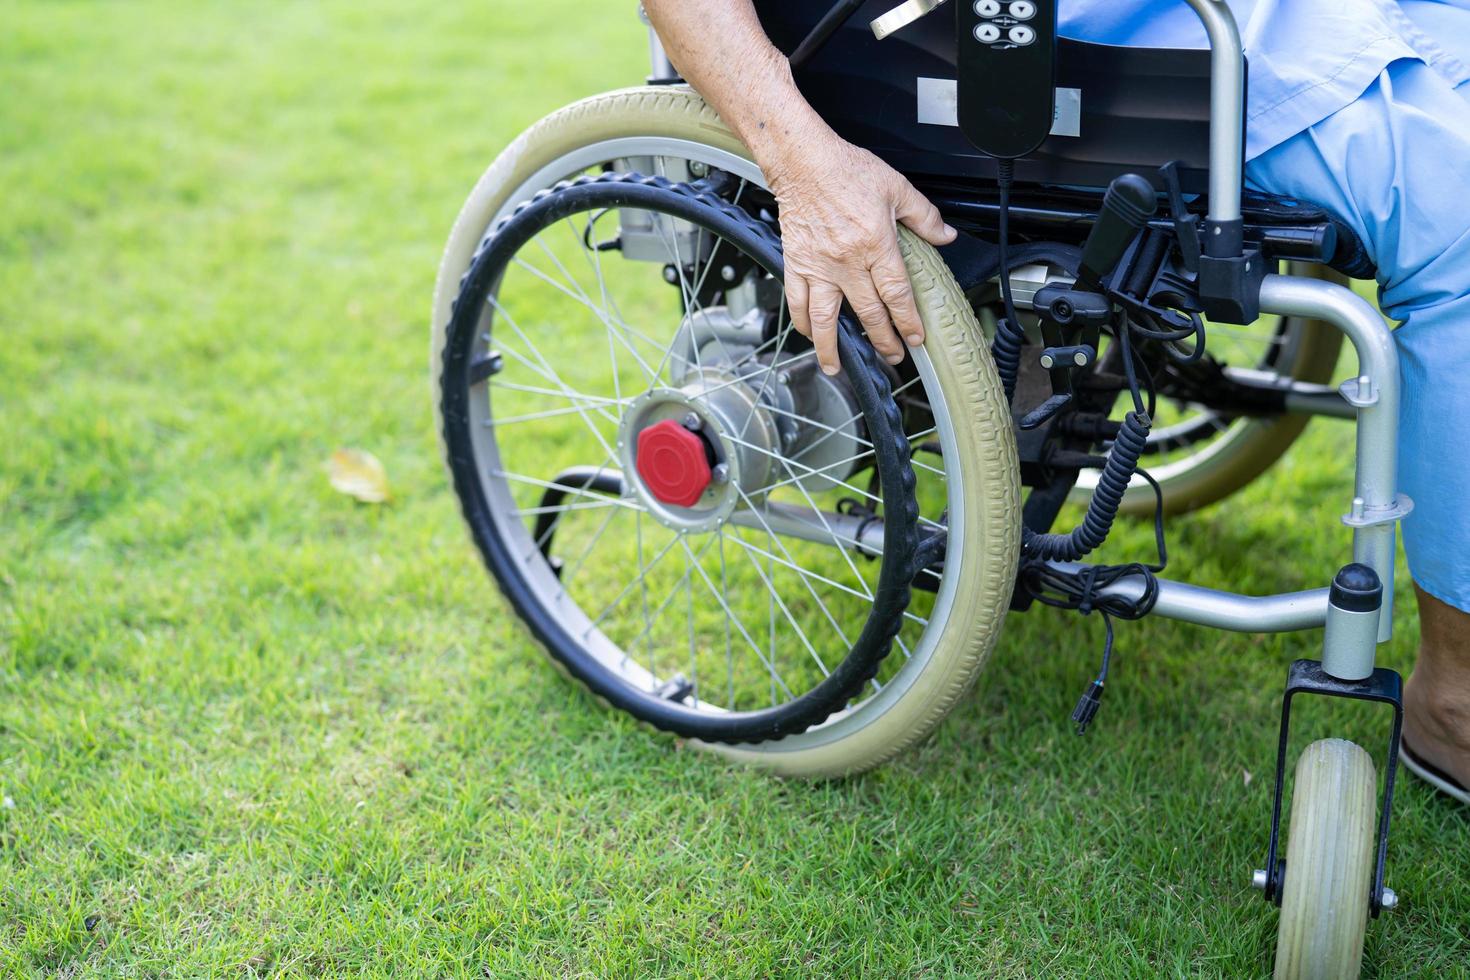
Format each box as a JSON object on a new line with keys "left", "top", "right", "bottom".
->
{"left": 643, "top": 0, "right": 955, "bottom": 373}
{"left": 641, "top": 0, "right": 833, "bottom": 178}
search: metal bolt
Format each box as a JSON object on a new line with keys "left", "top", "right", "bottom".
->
{"left": 721, "top": 265, "right": 738, "bottom": 282}
{"left": 1251, "top": 869, "right": 1269, "bottom": 891}
{"left": 1039, "top": 353, "right": 1055, "bottom": 369}
{"left": 683, "top": 412, "right": 702, "bottom": 430}
{"left": 1349, "top": 495, "right": 1367, "bottom": 522}
{"left": 1073, "top": 350, "right": 1089, "bottom": 367}
{"left": 777, "top": 372, "right": 791, "bottom": 385}
{"left": 688, "top": 160, "right": 708, "bottom": 177}
{"left": 710, "top": 463, "right": 730, "bottom": 485}
{"left": 663, "top": 265, "right": 679, "bottom": 284}
{"left": 1380, "top": 887, "right": 1398, "bottom": 911}
{"left": 1357, "top": 374, "right": 1373, "bottom": 401}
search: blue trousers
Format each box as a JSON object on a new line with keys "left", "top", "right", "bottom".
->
{"left": 1247, "top": 50, "right": 1470, "bottom": 612}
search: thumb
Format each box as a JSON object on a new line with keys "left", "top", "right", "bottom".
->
{"left": 893, "top": 180, "right": 956, "bottom": 247}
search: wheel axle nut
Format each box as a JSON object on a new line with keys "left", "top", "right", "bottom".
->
{"left": 1380, "top": 887, "right": 1398, "bottom": 911}
{"left": 635, "top": 419, "right": 713, "bottom": 507}
{"left": 1251, "top": 869, "right": 1269, "bottom": 891}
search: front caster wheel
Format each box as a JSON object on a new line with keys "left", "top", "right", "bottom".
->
{"left": 1273, "top": 738, "right": 1378, "bottom": 980}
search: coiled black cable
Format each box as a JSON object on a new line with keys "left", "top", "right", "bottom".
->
{"left": 986, "top": 162, "right": 1182, "bottom": 731}
{"left": 990, "top": 161, "right": 1155, "bottom": 564}
{"left": 1022, "top": 411, "right": 1150, "bottom": 562}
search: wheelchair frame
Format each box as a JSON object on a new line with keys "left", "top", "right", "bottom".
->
{"left": 646, "top": 0, "right": 1410, "bottom": 912}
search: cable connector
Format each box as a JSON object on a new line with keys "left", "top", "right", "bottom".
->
{"left": 1072, "top": 680, "right": 1105, "bottom": 735}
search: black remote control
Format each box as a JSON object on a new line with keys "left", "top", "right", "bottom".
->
{"left": 956, "top": 0, "right": 1058, "bottom": 160}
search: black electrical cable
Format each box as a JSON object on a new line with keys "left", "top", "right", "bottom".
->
{"left": 992, "top": 161, "right": 1028, "bottom": 403}
{"left": 985, "top": 159, "right": 1187, "bottom": 733}
{"left": 788, "top": 0, "right": 864, "bottom": 73}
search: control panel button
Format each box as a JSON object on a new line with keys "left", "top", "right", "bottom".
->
{"left": 974, "top": 22, "right": 1002, "bottom": 42}
{"left": 1008, "top": 1, "right": 1036, "bottom": 18}
{"left": 1008, "top": 24, "right": 1036, "bottom": 44}
{"left": 974, "top": 0, "right": 1002, "bottom": 16}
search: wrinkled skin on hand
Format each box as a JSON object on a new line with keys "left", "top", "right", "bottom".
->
{"left": 765, "top": 132, "right": 957, "bottom": 375}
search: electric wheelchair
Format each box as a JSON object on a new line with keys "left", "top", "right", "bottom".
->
{"left": 431, "top": 3, "right": 1410, "bottom": 974}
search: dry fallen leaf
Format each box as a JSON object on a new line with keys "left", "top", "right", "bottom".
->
{"left": 328, "top": 448, "right": 391, "bottom": 503}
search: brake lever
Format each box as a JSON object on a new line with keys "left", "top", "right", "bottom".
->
{"left": 870, "top": 0, "right": 950, "bottom": 40}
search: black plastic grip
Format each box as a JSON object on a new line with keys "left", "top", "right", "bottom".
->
{"left": 1077, "top": 173, "right": 1158, "bottom": 290}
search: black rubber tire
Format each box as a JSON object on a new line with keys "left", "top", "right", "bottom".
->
{"left": 438, "top": 172, "right": 919, "bottom": 744}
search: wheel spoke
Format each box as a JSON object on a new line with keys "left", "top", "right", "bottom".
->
{"left": 486, "top": 294, "right": 622, "bottom": 461}
{"left": 672, "top": 532, "right": 798, "bottom": 700}
{"left": 459, "top": 169, "right": 966, "bottom": 732}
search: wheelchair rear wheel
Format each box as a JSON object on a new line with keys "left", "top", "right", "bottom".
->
{"left": 432, "top": 87, "right": 1019, "bottom": 777}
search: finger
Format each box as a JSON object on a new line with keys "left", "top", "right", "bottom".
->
{"left": 785, "top": 274, "right": 812, "bottom": 339}
{"left": 893, "top": 180, "right": 956, "bottom": 246}
{"left": 807, "top": 280, "right": 844, "bottom": 376}
{"left": 843, "top": 274, "right": 906, "bottom": 366}
{"left": 870, "top": 246, "right": 926, "bottom": 348}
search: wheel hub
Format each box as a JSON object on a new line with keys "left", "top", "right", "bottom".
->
{"left": 635, "top": 419, "right": 712, "bottom": 507}
{"left": 617, "top": 369, "right": 781, "bottom": 532}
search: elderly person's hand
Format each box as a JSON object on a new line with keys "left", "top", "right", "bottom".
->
{"left": 765, "top": 130, "right": 957, "bottom": 374}
{"left": 643, "top": 0, "right": 956, "bottom": 375}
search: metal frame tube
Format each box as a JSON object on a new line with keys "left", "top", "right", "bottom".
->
{"left": 1032, "top": 275, "right": 1401, "bottom": 640}
{"left": 1260, "top": 274, "right": 1404, "bottom": 642}
{"left": 1182, "top": 0, "right": 1246, "bottom": 223}
{"left": 1045, "top": 563, "right": 1330, "bottom": 632}
{"left": 730, "top": 501, "right": 883, "bottom": 555}
{"left": 638, "top": 4, "right": 680, "bottom": 82}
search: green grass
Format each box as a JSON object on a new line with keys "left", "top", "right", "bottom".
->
{"left": 2, "top": 1, "right": 1467, "bottom": 975}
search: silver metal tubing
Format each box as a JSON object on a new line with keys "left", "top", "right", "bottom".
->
{"left": 638, "top": 5, "right": 680, "bottom": 82}
{"left": 1182, "top": 0, "right": 1246, "bottom": 223}
{"left": 1259, "top": 274, "right": 1404, "bottom": 642}
{"left": 1044, "top": 562, "right": 1330, "bottom": 632}
{"left": 728, "top": 501, "right": 884, "bottom": 555}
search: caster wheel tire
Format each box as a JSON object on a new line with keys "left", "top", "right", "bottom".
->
{"left": 1273, "top": 738, "right": 1378, "bottom": 980}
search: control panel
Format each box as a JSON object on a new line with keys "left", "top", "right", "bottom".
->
{"left": 956, "top": 0, "right": 1058, "bottom": 159}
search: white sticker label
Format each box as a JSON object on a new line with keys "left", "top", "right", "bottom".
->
{"left": 916, "top": 77, "right": 1082, "bottom": 138}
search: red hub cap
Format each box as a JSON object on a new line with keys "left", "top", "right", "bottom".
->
{"left": 636, "top": 419, "right": 713, "bottom": 507}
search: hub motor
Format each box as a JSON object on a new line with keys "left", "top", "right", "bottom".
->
{"left": 617, "top": 366, "right": 782, "bottom": 532}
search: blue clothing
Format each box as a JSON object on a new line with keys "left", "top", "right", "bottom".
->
{"left": 1066, "top": 1, "right": 1470, "bottom": 610}
{"left": 1061, "top": 0, "right": 1470, "bottom": 158}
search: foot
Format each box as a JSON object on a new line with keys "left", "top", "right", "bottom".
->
{"left": 1401, "top": 584, "right": 1470, "bottom": 793}
{"left": 1402, "top": 669, "right": 1470, "bottom": 791}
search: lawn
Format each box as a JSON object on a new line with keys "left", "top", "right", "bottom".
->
{"left": 2, "top": 1, "right": 1467, "bottom": 976}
